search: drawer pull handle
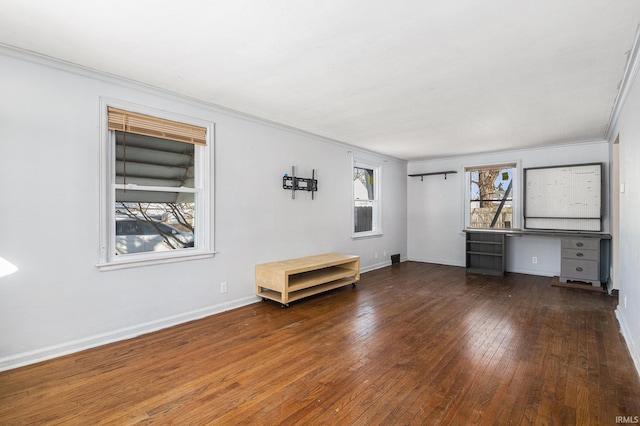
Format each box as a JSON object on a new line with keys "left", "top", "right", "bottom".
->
{"left": 576, "top": 242, "right": 584, "bottom": 247}
{"left": 576, "top": 252, "right": 584, "bottom": 257}
{"left": 576, "top": 267, "right": 584, "bottom": 272}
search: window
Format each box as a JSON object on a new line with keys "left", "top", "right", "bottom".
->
{"left": 465, "top": 163, "right": 518, "bottom": 230}
{"left": 99, "top": 102, "right": 213, "bottom": 269}
{"left": 353, "top": 159, "right": 381, "bottom": 237}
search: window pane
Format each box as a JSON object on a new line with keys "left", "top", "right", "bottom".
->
{"left": 354, "top": 200, "right": 373, "bottom": 233}
{"left": 354, "top": 167, "right": 374, "bottom": 201}
{"left": 114, "top": 197, "right": 195, "bottom": 255}
{"left": 352, "top": 161, "right": 380, "bottom": 236}
{"left": 469, "top": 167, "right": 513, "bottom": 229}
{"left": 116, "top": 220, "right": 139, "bottom": 236}
{"left": 116, "top": 131, "right": 195, "bottom": 188}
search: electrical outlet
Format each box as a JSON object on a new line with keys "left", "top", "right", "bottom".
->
{"left": 625, "top": 295, "right": 627, "bottom": 309}
{"left": 220, "top": 282, "right": 228, "bottom": 293}
{"left": 532, "top": 257, "right": 538, "bottom": 264}
{"left": 383, "top": 250, "right": 387, "bottom": 257}
{"left": 374, "top": 252, "right": 378, "bottom": 259}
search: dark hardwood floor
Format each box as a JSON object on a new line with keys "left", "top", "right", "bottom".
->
{"left": 1, "top": 262, "right": 639, "bottom": 425}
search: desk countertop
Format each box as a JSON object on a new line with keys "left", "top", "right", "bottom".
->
{"left": 464, "top": 229, "right": 611, "bottom": 239}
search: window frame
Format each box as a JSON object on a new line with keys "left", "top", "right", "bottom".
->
{"left": 352, "top": 158, "right": 382, "bottom": 238}
{"left": 463, "top": 161, "right": 521, "bottom": 231}
{"left": 97, "top": 98, "right": 214, "bottom": 270}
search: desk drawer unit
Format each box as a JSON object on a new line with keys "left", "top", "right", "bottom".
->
{"left": 559, "top": 238, "right": 601, "bottom": 286}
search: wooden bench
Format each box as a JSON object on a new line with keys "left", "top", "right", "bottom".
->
{"left": 256, "top": 253, "right": 360, "bottom": 307}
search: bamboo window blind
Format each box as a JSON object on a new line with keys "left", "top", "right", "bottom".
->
{"left": 107, "top": 107, "right": 207, "bottom": 146}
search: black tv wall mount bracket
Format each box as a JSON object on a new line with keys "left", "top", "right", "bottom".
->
{"left": 283, "top": 166, "right": 317, "bottom": 199}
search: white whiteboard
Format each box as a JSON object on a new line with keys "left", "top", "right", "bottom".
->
{"left": 524, "top": 163, "right": 601, "bottom": 231}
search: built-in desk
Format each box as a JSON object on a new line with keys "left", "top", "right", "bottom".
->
{"left": 464, "top": 230, "right": 611, "bottom": 286}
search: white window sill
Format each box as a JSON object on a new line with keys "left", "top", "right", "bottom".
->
{"left": 464, "top": 228, "right": 521, "bottom": 233}
{"left": 97, "top": 250, "right": 216, "bottom": 271}
{"left": 352, "top": 232, "right": 383, "bottom": 240}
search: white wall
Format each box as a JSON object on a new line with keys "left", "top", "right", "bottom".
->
{"left": 407, "top": 142, "right": 610, "bottom": 276}
{"left": 0, "top": 48, "right": 407, "bottom": 370}
{"left": 608, "top": 53, "right": 640, "bottom": 374}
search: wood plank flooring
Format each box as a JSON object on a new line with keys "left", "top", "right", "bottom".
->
{"left": 1, "top": 262, "right": 639, "bottom": 425}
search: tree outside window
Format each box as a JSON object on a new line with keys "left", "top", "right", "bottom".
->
{"left": 468, "top": 165, "right": 514, "bottom": 229}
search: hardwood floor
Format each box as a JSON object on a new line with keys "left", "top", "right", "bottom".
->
{"left": 1, "top": 262, "right": 639, "bottom": 425}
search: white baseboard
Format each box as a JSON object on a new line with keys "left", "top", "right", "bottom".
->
{"left": 0, "top": 259, "right": 408, "bottom": 372}
{"left": 0, "top": 296, "right": 258, "bottom": 372}
{"left": 616, "top": 308, "right": 640, "bottom": 378}
{"left": 507, "top": 266, "right": 556, "bottom": 276}
{"left": 409, "top": 257, "right": 558, "bottom": 277}
{"left": 406, "top": 256, "right": 465, "bottom": 267}
{"left": 361, "top": 259, "right": 391, "bottom": 273}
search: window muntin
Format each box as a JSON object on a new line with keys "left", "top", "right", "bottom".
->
{"left": 466, "top": 164, "right": 516, "bottom": 230}
{"left": 353, "top": 160, "right": 381, "bottom": 237}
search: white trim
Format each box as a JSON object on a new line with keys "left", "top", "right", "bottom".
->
{"left": 0, "top": 295, "right": 256, "bottom": 372}
{"left": 359, "top": 259, "right": 398, "bottom": 273}
{"left": 406, "top": 257, "right": 465, "bottom": 268}
{"left": 352, "top": 158, "right": 383, "bottom": 238}
{"left": 97, "top": 251, "right": 216, "bottom": 271}
{"left": 98, "top": 100, "right": 111, "bottom": 262}
{"left": 606, "top": 27, "right": 640, "bottom": 142}
{"left": 409, "top": 139, "right": 608, "bottom": 165}
{"left": 508, "top": 267, "right": 556, "bottom": 277}
{"left": 462, "top": 160, "right": 521, "bottom": 230}
{"left": 98, "top": 98, "right": 214, "bottom": 267}
{"left": 115, "top": 184, "right": 199, "bottom": 193}
{"left": 616, "top": 309, "right": 640, "bottom": 378}
{"left": 352, "top": 232, "right": 383, "bottom": 240}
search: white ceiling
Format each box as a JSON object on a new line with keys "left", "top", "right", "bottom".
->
{"left": 2, "top": 1, "right": 640, "bottom": 160}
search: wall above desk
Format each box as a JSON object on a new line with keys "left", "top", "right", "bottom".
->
{"left": 408, "top": 170, "right": 457, "bottom": 181}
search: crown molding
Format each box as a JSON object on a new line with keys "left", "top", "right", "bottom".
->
{"left": 0, "top": 43, "right": 406, "bottom": 164}
{"left": 606, "top": 27, "right": 640, "bottom": 142}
